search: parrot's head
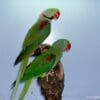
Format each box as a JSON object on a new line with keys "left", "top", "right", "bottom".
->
{"left": 40, "top": 8, "right": 60, "bottom": 20}
{"left": 53, "top": 39, "right": 71, "bottom": 52}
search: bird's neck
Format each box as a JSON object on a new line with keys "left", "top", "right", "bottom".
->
{"left": 38, "top": 19, "right": 50, "bottom": 30}
{"left": 51, "top": 46, "right": 63, "bottom": 56}
{"left": 39, "top": 15, "right": 51, "bottom": 22}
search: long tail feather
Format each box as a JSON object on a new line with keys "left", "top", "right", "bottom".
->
{"left": 11, "top": 58, "right": 29, "bottom": 100}
{"left": 11, "top": 81, "right": 16, "bottom": 89}
{"left": 14, "top": 50, "right": 24, "bottom": 65}
{"left": 19, "top": 79, "right": 34, "bottom": 100}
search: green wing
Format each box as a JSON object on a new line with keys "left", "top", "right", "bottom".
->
{"left": 15, "top": 20, "right": 51, "bottom": 65}
{"left": 21, "top": 51, "right": 57, "bottom": 81}
{"left": 23, "top": 20, "right": 51, "bottom": 48}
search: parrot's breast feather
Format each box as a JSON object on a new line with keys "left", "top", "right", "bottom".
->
{"left": 22, "top": 53, "right": 57, "bottom": 81}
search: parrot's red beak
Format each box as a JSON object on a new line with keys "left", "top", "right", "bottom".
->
{"left": 66, "top": 43, "right": 71, "bottom": 51}
{"left": 52, "top": 11, "right": 60, "bottom": 20}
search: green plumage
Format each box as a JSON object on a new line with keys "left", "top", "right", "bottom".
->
{"left": 15, "top": 20, "right": 51, "bottom": 65}
{"left": 12, "top": 8, "right": 60, "bottom": 100}
{"left": 13, "top": 39, "right": 71, "bottom": 100}
{"left": 21, "top": 39, "right": 70, "bottom": 81}
{"left": 15, "top": 8, "right": 60, "bottom": 65}
{"left": 11, "top": 58, "right": 28, "bottom": 100}
{"left": 19, "top": 79, "right": 33, "bottom": 100}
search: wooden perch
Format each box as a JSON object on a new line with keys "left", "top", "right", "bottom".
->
{"left": 33, "top": 44, "right": 64, "bottom": 100}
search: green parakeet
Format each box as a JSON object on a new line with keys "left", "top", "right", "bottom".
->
{"left": 22, "top": 39, "right": 71, "bottom": 81}
{"left": 13, "top": 39, "right": 71, "bottom": 99}
{"left": 11, "top": 8, "right": 60, "bottom": 100}
{"left": 15, "top": 8, "right": 60, "bottom": 65}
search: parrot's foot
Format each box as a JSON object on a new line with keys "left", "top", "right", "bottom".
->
{"left": 46, "top": 70, "right": 55, "bottom": 82}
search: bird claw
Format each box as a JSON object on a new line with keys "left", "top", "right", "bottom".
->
{"left": 46, "top": 70, "right": 55, "bottom": 82}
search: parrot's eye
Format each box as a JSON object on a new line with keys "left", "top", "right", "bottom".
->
{"left": 66, "top": 43, "right": 71, "bottom": 51}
